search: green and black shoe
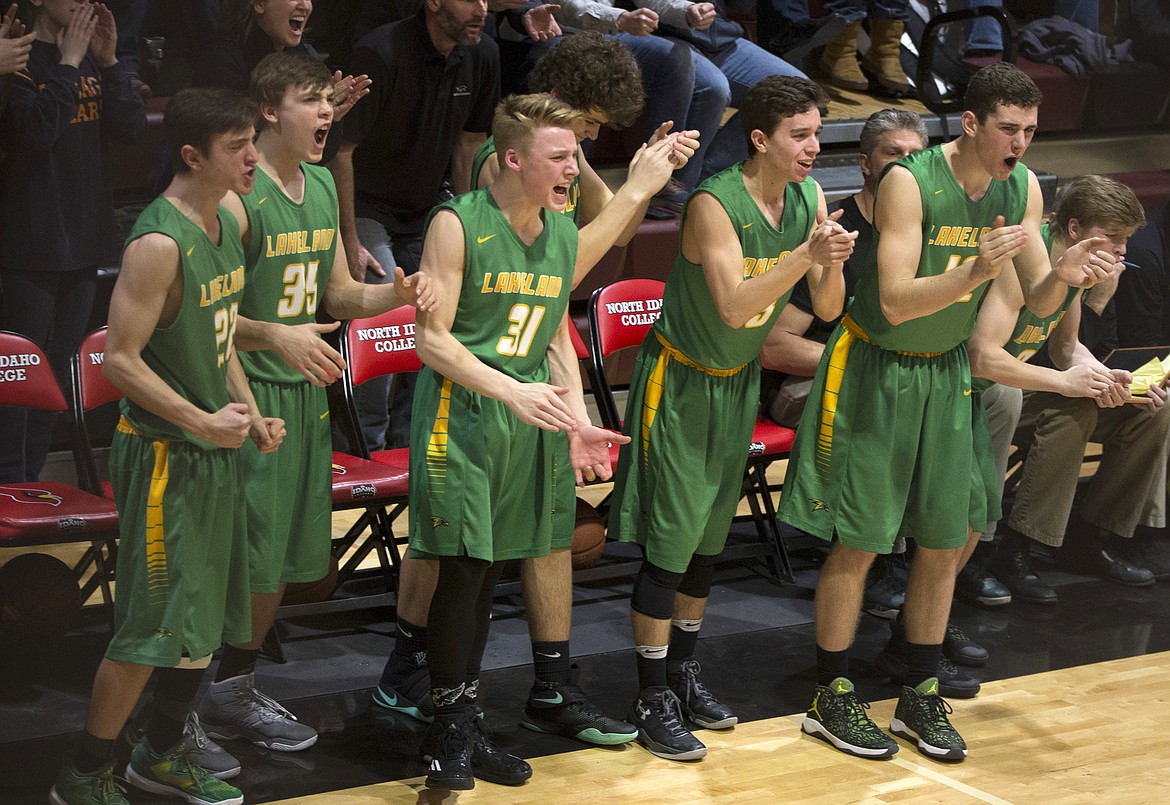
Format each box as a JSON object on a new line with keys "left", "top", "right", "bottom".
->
{"left": 890, "top": 677, "right": 968, "bottom": 762}
{"left": 801, "top": 677, "right": 898, "bottom": 759}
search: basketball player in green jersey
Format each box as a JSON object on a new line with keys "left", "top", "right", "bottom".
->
{"left": 607, "top": 76, "right": 856, "bottom": 761}
{"left": 50, "top": 88, "right": 284, "bottom": 805}
{"left": 411, "top": 93, "right": 682, "bottom": 790}
{"left": 184, "top": 53, "right": 435, "bottom": 762}
{"left": 779, "top": 62, "right": 1119, "bottom": 763}
{"left": 969, "top": 175, "right": 1166, "bottom": 600}
{"left": 374, "top": 31, "right": 698, "bottom": 748}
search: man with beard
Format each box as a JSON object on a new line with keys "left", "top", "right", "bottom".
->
{"left": 329, "top": 0, "right": 499, "bottom": 452}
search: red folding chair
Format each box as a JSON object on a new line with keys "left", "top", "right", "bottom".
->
{"left": 587, "top": 280, "right": 794, "bottom": 582}
{"left": 65, "top": 327, "right": 123, "bottom": 610}
{"left": 0, "top": 331, "right": 120, "bottom": 605}
{"left": 331, "top": 305, "right": 421, "bottom": 591}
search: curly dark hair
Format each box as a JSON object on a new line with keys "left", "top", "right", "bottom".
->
{"left": 963, "top": 62, "right": 1043, "bottom": 122}
{"left": 740, "top": 75, "right": 828, "bottom": 150}
{"left": 527, "top": 32, "right": 644, "bottom": 130}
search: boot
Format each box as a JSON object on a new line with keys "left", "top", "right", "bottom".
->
{"left": 861, "top": 18, "right": 913, "bottom": 97}
{"left": 818, "top": 21, "right": 868, "bottom": 92}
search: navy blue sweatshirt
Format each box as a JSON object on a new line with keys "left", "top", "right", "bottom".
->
{"left": 0, "top": 40, "right": 144, "bottom": 273}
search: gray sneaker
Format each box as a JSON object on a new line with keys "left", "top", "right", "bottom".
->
{"left": 200, "top": 673, "right": 318, "bottom": 752}
{"left": 184, "top": 712, "right": 241, "bottom": 779}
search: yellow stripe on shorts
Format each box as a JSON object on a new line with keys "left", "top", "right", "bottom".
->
{"left": 641, "top": 351, "right": 670, "bottom": 462}
{"left": 145, "top": 438, "right": 171, "bottom": 607}
{"left": 814, "top": 328, "right": 855, "bottom": 481}
{"left": 426, "top": 378, "right": 453, "bottom": 494}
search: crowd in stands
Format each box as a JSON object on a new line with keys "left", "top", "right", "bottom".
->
{"left": 2, "top": 0, "right": 1170, "bottom": 800}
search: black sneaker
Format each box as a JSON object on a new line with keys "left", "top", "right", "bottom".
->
{"left": 862, "top": 555, "right": 906, "bottom": 619}
{"left": 1117, "top": 533, "right": 1170, "bottom": 580}
{"left": 943, "top": 622, "right": 988, "bottom": 667}
{"left": 629, "top": 687, "right": 707, "bottom": 761}
{"left": 372, "top": 651, "right": 434, "bottom": 723}
{"left": 668, "top": 660, "right": 737, "bottom": 730}
{"left": 874, "top": 648, "right": 981, "bottom": 699}
{"left": 890, "top": 678, "right": 967, "bottom": 762}
{"left": 955, "top": 561, "right": 1012, "bottom": 607}
{"left": 801, "top": 677, "right": 898, "bottom": 759}
{"left": 990, "top": 538, "right": 1058, "bottom": 605}
{"left": 420, "top": 710, "right": 474, "bottom": 790}
{"left": 467, "top": 716, "right": 532, "bottom": 786}
{"left": 521, "top": 680, "right": 637, "bottom": 745}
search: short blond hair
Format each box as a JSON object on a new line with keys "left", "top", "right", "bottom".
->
{"left": 1052, "top": 175, "right": 1146, "bottom": 237}
{"left": 492, "top": 94, "right": 580, "bottom": 170}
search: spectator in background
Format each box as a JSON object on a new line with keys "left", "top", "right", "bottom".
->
{"left": 962, "top": 0, "right": 1099, "bottom": 56}
{"left": 1115, "top": 201, "right": 1170, "bottom": 348}
{"left": 107, "top": 0, "right": 219, "bottom": 94}
{"left": 759, "top": 1, "right": 913, "bottom": 96}
{"left": 551, "top": 1, "right": 721, "bottom": 212}
{"left": 636, "top": 0, "right": 808, "bottom": 197}
{"left": 330, "top": 0, "right": 499, "bottom": 452}
{"left": 0, "top": 3, "right": 34, "bottom": 159}
{"left": 0, "top": 0, "right": 144, "bottom": 483}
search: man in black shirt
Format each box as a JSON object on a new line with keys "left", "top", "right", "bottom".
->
{"left": 1115, "top": 201, "right": 1170, "bottom": 348}
{"left": 331, "top": 0, "right": 500, "bottom": 452}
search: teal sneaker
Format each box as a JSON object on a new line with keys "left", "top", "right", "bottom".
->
{"left": 801, "top": 677, "right": 899, "bottom": 759}
{"left": 890, "top": 677, "right": 968, "bottom": 762}
{"left": 126, "top": 738, "right": 244, "bottom": 804}
{"left": 49, "top": 763, "right": 129, "bottom": 805}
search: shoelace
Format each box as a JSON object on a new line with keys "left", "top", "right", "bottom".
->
{"left": 240, "top": 687, "right": 298, "bottom": 724}
{"left": 184, "top": 712, "right": 210, "bottom": 750}
{"left": 679, "top": 660, "right": 716, "bottom": 706}
{"left": 842, "top": 692, "right": 879, "bottom": 731}
{"left": 921, "top": 692, "right": 955, "bottom": 728}
{"left": 654, "top": 691, "right": 691, "bottom": 737}
{"left": 170, "top": 742, "right": 219, "bottom": 789}
{"left": 96, "top": 766, "right": 128, "bottom": 801}
{"left": 435, "top": 719, "right": 472, "bottom": 761}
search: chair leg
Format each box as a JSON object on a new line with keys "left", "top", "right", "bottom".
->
{"left": 747, "top": 458, "right": 795, "bottom": 583}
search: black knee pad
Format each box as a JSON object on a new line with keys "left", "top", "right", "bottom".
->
{"left": 631, "top": 561, "right": 684, "bottom": 620}
{"left": 677, "top": 553, "right": 719, "bottom": 599}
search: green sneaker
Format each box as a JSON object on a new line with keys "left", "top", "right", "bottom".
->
{"left": 801, "top": 677, "right": 898, "bottom": 759}
{"left": 890, "top": 677, "right": 968, "bottom": 762}
{"left": 49, "top": 763, "right": 129, "bottom": 805}
{"left": 126, "top": 738, "right": 244, "bottom": 804}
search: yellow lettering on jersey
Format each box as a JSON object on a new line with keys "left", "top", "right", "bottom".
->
{"left": 481, "top": 273, "right": 494, "bottom": 293}
{"left": 518, "top": 273, "right": 535, "bottom": 295}
{"left": 742, "top": 257, "right": 757, "bottom": 276}
{"left": 932, "top": 226, "right": 951, "bottom": 246}
{"left": 199, "top": 266, "right": 247, "bottom": 307}
{"left": 534, "top": 275, "right": 549, "bottom": 297}
{"left": 494, "top": 273, "right": 510, "bottom": 293}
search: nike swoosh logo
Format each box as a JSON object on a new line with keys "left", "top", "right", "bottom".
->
{"left": 742, "top": 223, "right": 752, "bottom": 229}
{"left": 536, "top": 651, "right": 561, "bottom": 658}
{"left": 477, "top": 234, "right": 496, "bottom": 244}
{"left": 380, "top": 691, "right": 398, "bottom": 706}
{"left": 535, "top": 692, "right": 564, "bottom": 705}
{"left": 186, "top": 245, "right": 196, "bottom": 256}
{"left": 963, "top": 389, "right": 972, "bottom": 396}
{"left": 319, "top": 411, "right": 330, "bottom": 420}
{"left": 258, "top": 197, "right": 268, "bottom": 205}
{"left": 933, "top": 189, "right": 945, "bottom": 195}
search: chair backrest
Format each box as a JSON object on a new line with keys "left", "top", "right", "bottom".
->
{"left": 0, "top": 331, "right": 67, "bottom": 411}
{"left": 342, "top": 305, "right": 423, "bottom": 386}
{"left": 337, "top": 306, "right": 421, "bottom": 459}
{"left": 587, "top": 279, "right": 665, "bottom": 431}
{"left": 73, "top": 328, "right": 120, "bottom": 412}
{"left": 70, "top": 328, "right": 121, "bottom": 496}
{"left": 568, "top": 319, "right": 590, "bottom": 362}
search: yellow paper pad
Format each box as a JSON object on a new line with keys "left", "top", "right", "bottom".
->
{"left": 1128, "top": 355, "right": 1170, "bottom": 397}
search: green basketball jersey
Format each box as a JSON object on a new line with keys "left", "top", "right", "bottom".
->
{"left": 432, "top": 188, "right": 576, "bottom": 381}
{"left": 654, "top": 164, "right": 817, "bottom": 369}
{"left": 849, "top": 145, "right": 1030, "bottom": 353}
{"left": 973, "top": 222, "right": 1078, "bottom": 391}
{"left": 470, "top": 135, "right": 581, "bottom": 225}
{"left": 119, "top": 197, "right": 246, "bottom": 447}
{"left": 238, "top": 164, "right": 338, "bottom": 384}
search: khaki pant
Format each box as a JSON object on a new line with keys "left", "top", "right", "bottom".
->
{"left": 1008, "top": 392, "right": 1170, "bottom": 546}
